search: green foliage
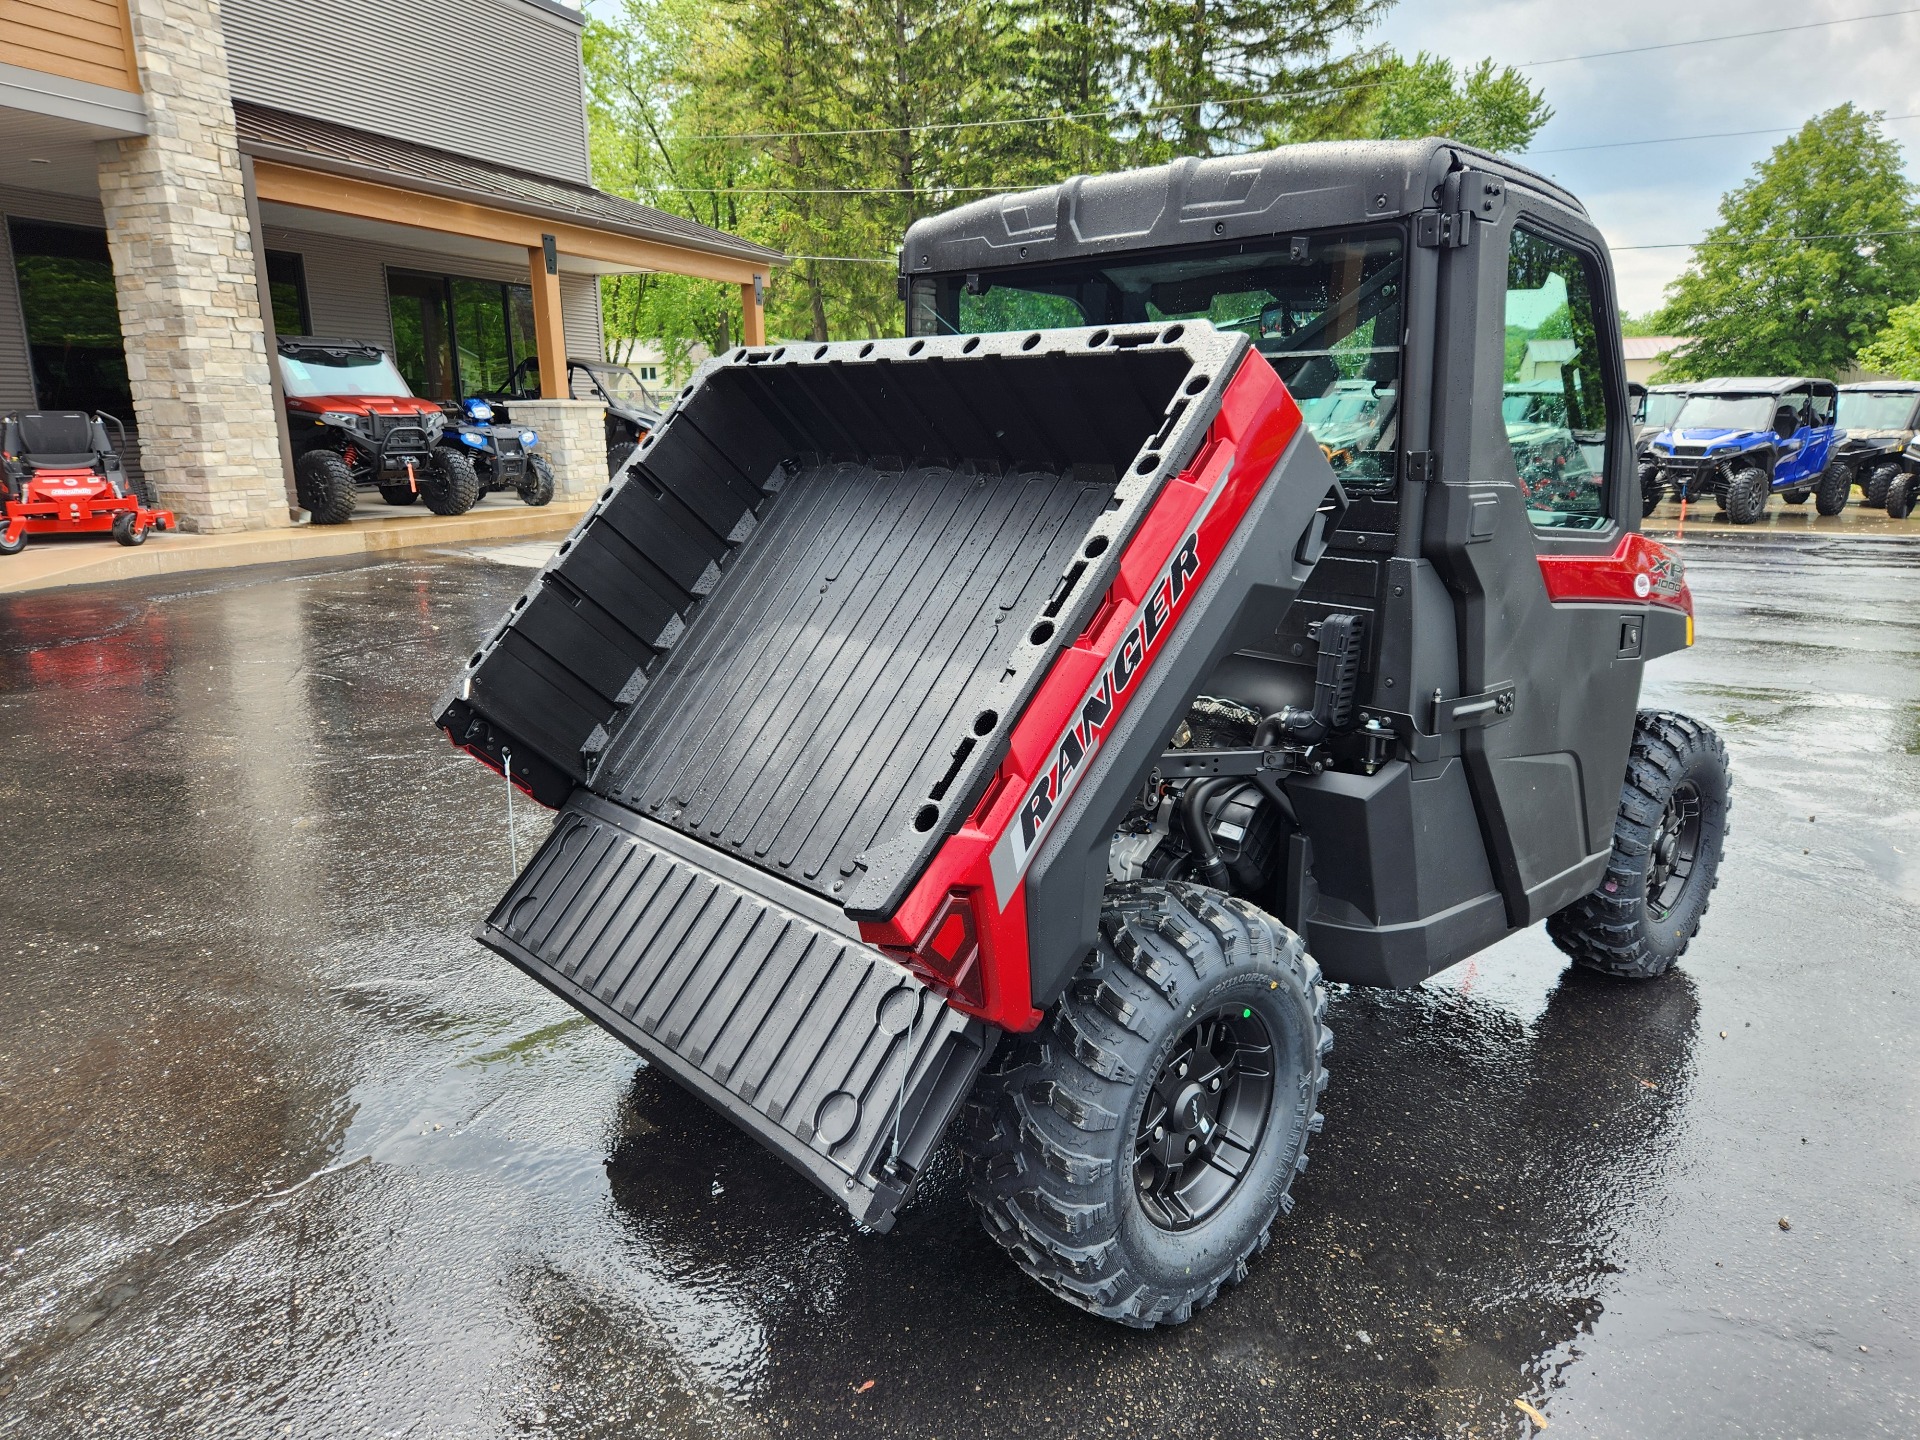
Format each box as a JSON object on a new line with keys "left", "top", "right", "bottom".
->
{"left": 1619, "top": 310, "right": 1665, "bottom": 338}
{"left": 582, "top": 1, "right": 1557, "bottom": 357}
{"left": 1361, "top": 52, "right": 1552, "bottom": 153}
{"left": 13, "top": 255, "right": 123, "bottom": 346}
{"left": 1857, "top": 298, "right": 1920, "bottom": 379}
{"left": 1654, "top": 105, "right": 1920, "bottom": 381}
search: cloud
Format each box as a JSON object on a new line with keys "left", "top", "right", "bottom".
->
{"left": 1371, "top": 0, "right": 1920, "bottom": 311}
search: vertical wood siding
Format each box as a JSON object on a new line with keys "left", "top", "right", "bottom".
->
{"left": 222, "top": 0, "right": 591, "bottom": 185}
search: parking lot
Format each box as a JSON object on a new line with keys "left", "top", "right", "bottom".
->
{"left": 0, "top": 522, "right": 1914, "bottom": 1439}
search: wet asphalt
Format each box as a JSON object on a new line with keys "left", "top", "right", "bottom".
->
{"left": 0, "top": 525, "right": 1914, "bottom": 1439}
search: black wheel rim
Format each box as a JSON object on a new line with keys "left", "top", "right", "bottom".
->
{"left": 1647, "top": 780, "right": 1704, "bottom": 920}
{"left": 1133, "top": 1005, "right": 1275, "bottom": 1231}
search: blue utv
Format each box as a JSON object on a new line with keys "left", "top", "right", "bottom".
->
{"left": 425, "top": 396, "right": 555, "bottom": 508}
{"left": 1645, "top": 377, "right": 1848, "bottom": 524}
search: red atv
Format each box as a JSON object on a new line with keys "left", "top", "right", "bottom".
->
{"left": 436, "top": 140, "right": 1730, "bottom": 1328}
{"left": 277, "top": 338, "right": 477, "bottom": 524}
{"left": 0, "top": 410, "right": 174, "bottom": 554}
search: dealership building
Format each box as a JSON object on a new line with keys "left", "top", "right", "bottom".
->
{"left": 0, "top": 0, "right": 779, "bottom": 532}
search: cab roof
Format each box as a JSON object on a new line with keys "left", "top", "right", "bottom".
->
{"left": 1839, "top": 380, "right": 1920, "bottom": 392}
{"left": 1685, "top": 376, "right": 1836, "bottom": 396}
{"left": 900, "top": 137, "right": 1584, "bottom": 276}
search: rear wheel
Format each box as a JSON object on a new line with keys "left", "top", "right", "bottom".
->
{"left": 421, "top": 450, "right": 481, "bottom": 516}
{"left": 607, "top": 440, "right": 637, "bottom": 477}
{"left": 1864, "top": 462, "right": 1900, "bottom": 508}
{"left": 1548, "top": 712, "right": 1730, "bottom": 979}
{"left": 129, "top": 472, "right": 156, "bottom": 508}
{"left": 963, "top": 882, "right": 1329, "bottom": 1328}
{"left": 1887, "top": 472, "right": 1917, "bottom": 520}
{"left": 295, "top": 449, "right": 357, "bottom": 525}
{"left": 377, "top": 484, "right": 419, "bottom": 506}
{"left": 1814, "top": 459, "right": 1851, "bottom": 515}
{"left": 1781, "top": 489, "right": 1809, "bottom": 505}
{"left": 1723, "top": 466, "right": 1769, "bottom": 524}
{"left": 518, "top": 454, "right": 556, "bottom": 506}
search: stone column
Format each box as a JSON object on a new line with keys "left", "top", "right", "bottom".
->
{"left": 511, "top": 399, "right": 608, "bottom": 502}
{"left": 94, "top": 0, "right": 289, "bottom": 533}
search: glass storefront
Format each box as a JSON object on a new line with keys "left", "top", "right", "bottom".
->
{"left": 7, "top": 219, "right": 132, "bottom": 417}
{"left": 387, "top": 268, "right": 537, "bottom": 401}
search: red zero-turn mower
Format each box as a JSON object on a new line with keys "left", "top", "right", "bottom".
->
{"left": 434, "top": 138, "right": 1731, "bottom": 1328}
{"left": 0, "top": 411, "right": 174, "bottom": 554}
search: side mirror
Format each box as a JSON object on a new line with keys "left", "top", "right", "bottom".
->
{"left": 1774, "top": 405, "right": 1799, "bottom": 439}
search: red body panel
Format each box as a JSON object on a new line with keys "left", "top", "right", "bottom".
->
{"left": 3, "top": 467, "right": 175, "bottom": 544}
{"left": 860, "top": 352, "right": 1306, "bottom": 1031}
{"left": 287, "top": 394, "right": 442, "bottom": 419}
{"left": 1537, "top": 531, "right": 1693, "bottom": 615}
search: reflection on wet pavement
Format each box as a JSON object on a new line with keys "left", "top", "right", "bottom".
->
{"left": 0, "top": 537, "right": 1914, "bottom": 1437}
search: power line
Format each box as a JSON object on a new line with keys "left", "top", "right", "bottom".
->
{"left": 1534, "top": 112, "right": 1920, "bottom": 155}
{"left": 1614, "top": 228, "right": 1920, "bottom": 251}
{"left": 1516, "top": 5, "right": 1920, "bottom": 67}
{"left": 669, "top": 7, "right": 1920, "bottom": 144}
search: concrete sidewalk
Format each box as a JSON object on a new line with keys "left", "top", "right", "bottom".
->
{"left": 0, "top": 493, "right": 588, "bottom": 595}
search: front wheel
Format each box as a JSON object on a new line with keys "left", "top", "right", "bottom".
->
{"left": 1780, "top": 489, "right": 1810, "bottom": 505}
{"left": 1548, "top": 712, "right": 1730, "bottom": 979}
{"left": 421, "top": 450, "right": 481, "bottom": 516}
{"left": 1887, "top": 472, "right": 1918, "bottom": 520}
{"left": 294, "top": 449, "right": 357, "bottom": 525}
{"left": 518, "top": 454, "right": 556, "bottom": 506}
{"left": 1639, "top": 464, "right": 1664, "bottom": 517}
{"left": 0, "top": 525, "right": 25, "bottom": 556}
{"left": 1723, "top": 466, "right": 1769, "bottom": 524}
{"left": 111, "top": 512, "right": 147, "bottom": 546}
{"left": 963, "top": 882, "right": 1330, "bottom": 1328}
{"left": 377, "top": 484, "right": 419, "bottom": 506}
{"left": 1814, "top": 459, "right": 1851, "bottom": 516}
{"left": 1864, "top": 462, "right": 1899, "bottom": 508}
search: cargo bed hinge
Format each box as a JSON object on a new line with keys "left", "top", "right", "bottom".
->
{"left": 1430, "top": 683, "right": 1516, "bottom": 733}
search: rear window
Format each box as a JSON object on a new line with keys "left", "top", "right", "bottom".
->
{"left": 915, "top": 230, "right": 1405, "bottom": 489}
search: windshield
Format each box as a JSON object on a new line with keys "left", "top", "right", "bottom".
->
{"left": 913, "top": 230, "right": 1405, "bottom": 487}
{"left": 1643, "top": 391, "right": 1687, "bottom": 429}
{"left": 1836, "top": 391, "right": 1919, "bottom": 431}
{"left": 279, "top": 349, "right": 413, "bottom": 399}
{"left": 578, "top": 364, "right": 660, "bottom": 408}
{"left": 1672, "top": 394, "right": 1777, "bottom": 432}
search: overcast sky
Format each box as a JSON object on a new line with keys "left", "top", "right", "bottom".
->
{"left": 1371, "top": 0, "right": 1920, "bottom": 317}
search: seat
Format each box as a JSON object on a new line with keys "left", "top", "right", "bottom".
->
{"left": 13, "top": 412, "right": 103, "bottom": 469}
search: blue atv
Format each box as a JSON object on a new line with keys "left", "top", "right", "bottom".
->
{"left": 1644, "top": 377, "right": 1848, "bottom": 524}
{"left": 430, "top": 397, "right": 555, "bottom": 507}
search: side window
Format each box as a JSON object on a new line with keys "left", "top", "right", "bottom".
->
{"left": 1503, "top": 227, "right": 1613, "bottom": 530}
{"left": 1809, "top": 388, "right": 1834, "bottom": 426}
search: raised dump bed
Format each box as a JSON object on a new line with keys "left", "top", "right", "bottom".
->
{"left": 437, "top": 323, "right": 1335, "bottom": 1228}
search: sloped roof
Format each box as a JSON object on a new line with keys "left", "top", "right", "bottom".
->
{"left": 233, "top": 101, "right": 782, "bottom": 269}
{"left": 1622, "top": 336, "right": 1691, "bottom": 361}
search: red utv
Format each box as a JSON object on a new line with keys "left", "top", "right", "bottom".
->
{"left": 277, "top": 338, "right": 478, "bottom": 524}
{"left": 0, "top": 409, "right": 173, "bottom": 554}
{"left": 436, "top": 139, "right": 1730, "bottom": 1328}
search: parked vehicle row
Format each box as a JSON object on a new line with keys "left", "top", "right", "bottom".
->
{"left": 1632, "top": 377, "right": 1920, "bottom": 523}
{"left": 277, "top": 337, "right": 554, "bottom": 525}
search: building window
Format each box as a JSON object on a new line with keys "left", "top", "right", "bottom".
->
{"left": 638, "top": 365, "right": 658, "bottom": 381}
{"left": 265, "top": 251, "right": 311, "bottom": 337}
{"left": 387, "top": 269, "right": 537, "bottom": 401}
{"left": 7, "top": 218, "right": 132, "bottom": 418}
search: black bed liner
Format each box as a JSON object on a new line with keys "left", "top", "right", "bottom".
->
{"left": 438, "top": 326, "right": 1245, "bottom": 915}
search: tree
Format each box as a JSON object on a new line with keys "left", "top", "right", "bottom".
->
{"left": 1654, "top": 105, "right": 1920, "bottom": 381}
{"left": 1359, "top": 51, "right": 1551, "bottom": 153}
{"left": 1857, "top": 298, "right": 1920, "bottom": 379}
